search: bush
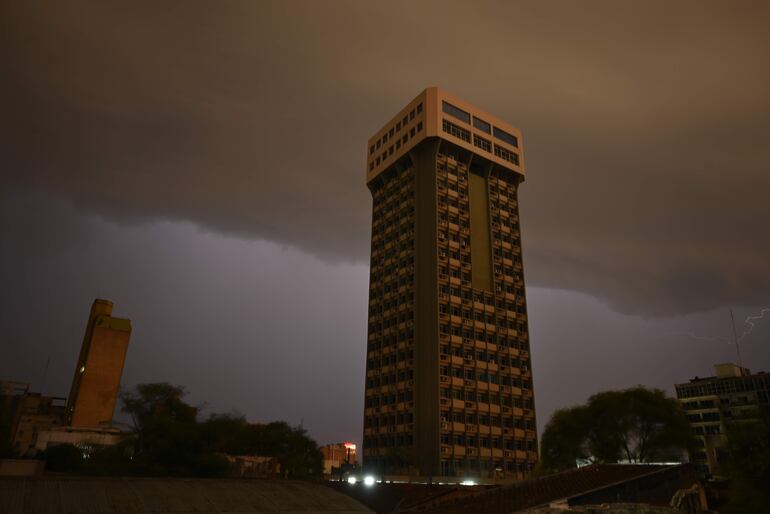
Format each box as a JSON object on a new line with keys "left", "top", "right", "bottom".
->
{"left": 43, "top": 443, "right": 83, "bottom": 472}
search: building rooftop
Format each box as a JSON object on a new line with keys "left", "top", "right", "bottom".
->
{"left": 366, "top": 87, "right": 525, "bottom": 184}
{"left": 677, "top": 363, "right": 767, "bottom": 385}
{"left": 332, "top": 464, "right": 699, "bottom": 514}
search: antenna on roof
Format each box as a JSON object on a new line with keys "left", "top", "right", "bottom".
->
{"left": 729, "top": 309, "right": 743, "bottom": 369}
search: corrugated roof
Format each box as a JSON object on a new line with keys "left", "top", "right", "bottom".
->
{"left": 0, "top": 476, "right": 372, "bottom": 513}
{"left": 399, "top": 464, "right": 686, "bottom": 513}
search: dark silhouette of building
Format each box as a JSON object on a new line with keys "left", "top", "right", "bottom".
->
{"left": 363, "top": 88, "right": 536, "bottom": 479}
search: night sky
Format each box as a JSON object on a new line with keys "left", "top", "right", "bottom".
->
{"left": 2, "top": 1, "right": 769, "bottom": 448}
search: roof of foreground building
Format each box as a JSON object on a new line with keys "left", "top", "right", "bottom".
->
{"left": 331, "top": 464, "right": 702, "bottom": 514}
{"left": 0, "top": 476, "right": 372, "bottom": 513}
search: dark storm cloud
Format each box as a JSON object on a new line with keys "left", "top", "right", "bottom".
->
{"left": 2, "top": 1, "right": 769, "bottom": 316}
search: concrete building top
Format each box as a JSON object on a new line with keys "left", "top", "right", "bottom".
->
{"left": 714, "top": 362, "right": 751, "bottom": 378}
{"left": 366, "top": 87, "right": 525, "bottom": 184}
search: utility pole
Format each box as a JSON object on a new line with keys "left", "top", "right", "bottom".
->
{"left": 730, "top": 309, "right": 743, "bottom": 370}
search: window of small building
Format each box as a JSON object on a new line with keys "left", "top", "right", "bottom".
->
{"left": 493, "top": 127, "right": 519, "bottom": 147}
{"left": 442, "top": 101, "right": 470, "bottom": 124}
{"left": 473, "top": 116, "right": 491, "bottom": 133}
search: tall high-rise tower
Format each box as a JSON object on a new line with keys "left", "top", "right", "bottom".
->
{"left": 362, "top": 88, "right": 537, "bottom": 480}
{"left": 66, "top": 299, "right": 131, "bottom": 427}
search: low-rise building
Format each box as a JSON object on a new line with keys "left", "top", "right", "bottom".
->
{"left": 0, "top": 381, "right": 66, "bottom": 456}
{"left": 674, "top": 363, "right": 770, "bottom": 476}
{"left": 34, "top": 425, "right": 125, "bottom": 454}
{"left": 1, "top": 299, "right": 133, "bottom": 457}
{"left": 224, "top": 455, "right": 282, "bottom": 478}
{"left": 321, "top": 442, "right": 357, "bottom": 477}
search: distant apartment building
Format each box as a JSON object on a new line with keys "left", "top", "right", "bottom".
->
{"left": 0, "top": 381, "right": 65, "bottom": 456}
{"left": 66, "top": 298, "right": 131, "bottom": 427}
{"left": 675, "top": 363, "right": 770, "bottom": 476}
{"left": 321, "top": 442, "right": 357, "bottom": 476}
{"left": 363, "top": 88, "right": 537, "bottom": 480}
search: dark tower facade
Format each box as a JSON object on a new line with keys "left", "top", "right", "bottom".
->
{"left": 362, "top": 88, "right": 538, "bottom": 480}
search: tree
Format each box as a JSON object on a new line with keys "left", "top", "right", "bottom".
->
{"left": 199, "top": 412, "right": 251, "bottom": 454}
{"left": 0, "top": 397, "right": 17, "bottom": 458}
{"left": 722, "top": 409, "right": 770, "bottom": 513}
{"left": 539, "top": 405, "right": 593, "bottom": 472}
{"left": 120, "top": 383, "right": 197, "bottom": 432}
{"left": 540, "top": 386, "right": 696, "bottom": 473}
{"left": 114, "top": 383, "right": 322, "bottom": 478}
{"left": 42, "top": 443, "right": 83, "bottom": 472}
{"left": 252, "top": 421, "right": 322, "bottom": 478}
{"left": 120, "top": 382, "right": 209, "bottom": 476}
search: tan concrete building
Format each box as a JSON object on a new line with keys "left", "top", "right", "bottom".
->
{"left": 66, "top": 299, "right": 131, "bottom": 427}
{"left": 362, "top": 88, "right": 538, "bottom": 480}
{"left": 1, "top": 381, "right": 65, "bottom": 456}
{"left": 321, "top": 442, "right": 357, "bottom": 476}
{"left": 675, "top": 362, "right": 770, "bottom": 477}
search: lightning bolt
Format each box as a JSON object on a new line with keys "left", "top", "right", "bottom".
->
{"left": 737, "top": 307, "right": 770, "bottom": 342}
{"left": 659, "top": 306, "right": 770, "bottom": 346}
{"left": 661, "top": 331, "right": 731, "bottom": 345}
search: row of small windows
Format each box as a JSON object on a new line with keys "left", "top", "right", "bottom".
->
{"left": 443, "top": 118, "right": 520, "bottom": 167}
{"left": 675, "top": 377, "right": 770, "bottom": 398}
{"left": 439, "top": 282, "right": 526, "bottom": 305}
{"left": 368, "top": 312, "right": 414, "bottom": 333}
{"left": 371, "top": 103, "right": 423, "bottom": 153}
{"left": 439, "top": 460, "right": 535, "bottom": 475}
{"left": 368, "top": 276, "right": 414, "bottom": 298}
{"left": 365, "top": 391, "right": 414, "bottom": 407}
{"left": 370, "top": 121, "right": 424, "bottom": 171}
{"left": 366, "top": 350, "right": 414, "bottom": 369}
{"left": 440, "top": 366, "right": 533, "bottom": 389}
{"left": 368, "top": 295, "right": 414, "bottom": 316}
{"left": 442, "top": 100, "right": 519, "bottom": 148}
{"left": 369, "top": 104, "right": 424, "bottom": 168}
{"left": 441, "top": 329, "right": 531, "bottom": 351}
{"left": 440, "top": 318, "right": 528, "bottom": 340}
{"left": 440, "top": 344, "right": 529, "bottom": 367}
{"left": 493, "top": 127, "right": 518, "bottom": 148}
{"left": 440, "top": 388, "right": 533, "bottom": 409}
{"left": 687, "top": 412, "right": 721, "bottom": 423}
{"left": 371, "top": 215, "right": 414, "bottom": 239}
{"left": 365, "top": 412, "right": 414, "bottom": 427}
{"left": 439, "top": 414, "right": 536, "bottom": 433}
{"left": 680, "top": 399, "right": 717, "bottom": 410}
{"left": 473, "top": 134, "right": 491, "bottom": 153}
{"left": 439, "top": 301, "right": 525, "bottom": 319}
{"left": 364, "top": 434, "right": 413, "bottom": 449}
{"left": 367, "top": 331, "right": 414, "bottom": 352}
{"left": 494, "top": 144, "right": 520, "bottom": 165}
{"left": 370, "top": 167, "right": 414, "bottom": 195}
{"left": 442, "top": 119, "right": 471, "bottom": 143}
